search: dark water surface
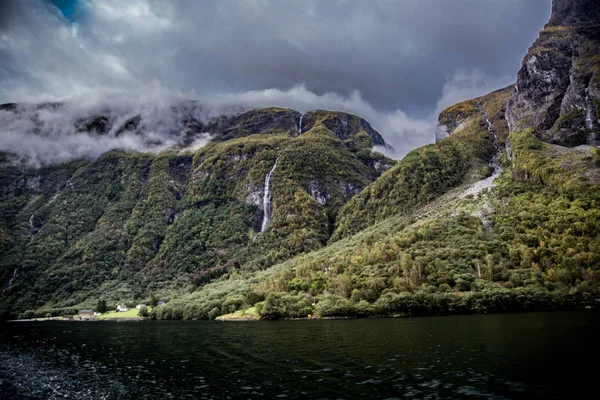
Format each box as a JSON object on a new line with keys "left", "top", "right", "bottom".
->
{"left": 0, "top": 311, "right": 598, "bottom": 399}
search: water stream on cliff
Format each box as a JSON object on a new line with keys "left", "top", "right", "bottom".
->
{"left": 298, "top": 114, "right": 303, "bottom": 134}
{"left": 2, "top": 268, "right": 18, "bottom": 294}
{"left": 585, "top": 92, "right": 595, "bottom": 132}
{"left": 460, "top": 103, "right": 503, "bottom": 198}
{"left": 8, "top": 269, "right": 17, "bottom": 287}
{"left": 47, "top": 177, "right": 74, "bottom": 206}
{"left": 28, "top": 214, "right": 35, "bottom": 243}
{"left": 261, "top": 156, "right": 280, "bottom": 232}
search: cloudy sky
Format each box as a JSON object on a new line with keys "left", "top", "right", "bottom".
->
{"left": 0, "top": 0, "right": 551, "bottom": 160}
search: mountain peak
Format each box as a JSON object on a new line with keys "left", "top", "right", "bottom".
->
{"left": 547, "top": 0, "right": 600, "bottom": 27}
{"left": 506, "top": 0, "right": 600, "bottom": 146}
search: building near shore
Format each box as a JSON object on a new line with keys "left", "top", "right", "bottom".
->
{"left": 78, "top": 310, "right": 93, "bottom": 320}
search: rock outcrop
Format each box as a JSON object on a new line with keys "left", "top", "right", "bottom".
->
{"left": 209, "top": 108, "right": 300, "bottom": 141}
{"left": 435, "top": 86, "right": 513, "bottom": 144}
{"left": 435, "top": 100, "right": 480, "bottom": 141}
{"left": 299, "top": 109, "right": 388, "bottom": 147}
{"left": 547, "top": 0, "right": 600, "bottom": 27}
{"left": 506, "top": 0, "right": 600, "bottom": 146}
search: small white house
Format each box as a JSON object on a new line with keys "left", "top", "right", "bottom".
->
{"left": 135, "top": 304, "right": 147, "bottom": 310}
{"left": 116, "top": 305, "right": 128, "bottom": 312}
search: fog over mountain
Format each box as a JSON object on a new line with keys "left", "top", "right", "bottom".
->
{"left": 0, "top": 0, "right": 550, "bottom": 161}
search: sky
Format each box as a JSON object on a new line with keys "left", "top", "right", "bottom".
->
{"left": 0, "top": 0, "right": 551, "bottom": 161}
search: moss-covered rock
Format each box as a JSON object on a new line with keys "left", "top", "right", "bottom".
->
{"left": 300, "top": 109, "right": 387, "bottom": 147}
{"left": 436, "top": 86, "right": 512, "bottom": 142}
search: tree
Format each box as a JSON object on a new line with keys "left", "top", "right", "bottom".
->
{"left": 138, "top": 306, "right": 149, "bottom": 317}
{"left": 96, "top": 299, "right": 107, "bottom": 313}
{"left": 149, "top": 294, "right": 158, "bottom": 307}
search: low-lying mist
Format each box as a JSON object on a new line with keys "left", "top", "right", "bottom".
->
{"left": 0, "top": 70, "right": 511, "bottom": 166}
{"left": 0, "top": 92, "right": 229, "bottom": 166}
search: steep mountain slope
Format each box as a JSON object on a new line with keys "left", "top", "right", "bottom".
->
{"left": 331, "top": 86, "right": 512, "bottom": 241}
{"left": 150, "top": 113, "right": 600, "bottom": 321}
{"left": 0, "top": 108, "right": 393, "bottom": 318}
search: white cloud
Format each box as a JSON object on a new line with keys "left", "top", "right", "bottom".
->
{"left": 2, "top": 84, "right": 432, "bottom": 164}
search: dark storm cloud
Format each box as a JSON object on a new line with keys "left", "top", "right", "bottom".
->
{"left": 0, "top": 0, "right": 550, "bottom": 159}
{"left": 0, "top": 0, "right": 550, "bottom": 109}
{"left": 123, "top": 0, "right": 549, "bottom": 113}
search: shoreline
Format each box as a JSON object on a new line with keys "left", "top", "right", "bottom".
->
{"left": 7, "top": 316, "right": 148, "bottom": 322}
{"left": 6, "top": 306, "right": 598, "bottom": 323}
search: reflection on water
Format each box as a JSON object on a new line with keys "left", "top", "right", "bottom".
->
{"left": 0, "top": 311, "right": 598, "bottom": 399}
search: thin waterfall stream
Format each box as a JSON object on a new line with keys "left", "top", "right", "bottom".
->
{"left": 585, "top": 89, "right": 595, "bottom": 131}
{"left": 261, "top": 156, "right": 280, "bottom": 232}
{"left": 460, "top": 103, "right": 503, "bottom": 198}
{"left": 8, "top": 269, "right": 17, "bottom": 287}
{"left": 28, "top": 214, "right": 35, "bottom": 243}
{"left": 2, "top": 268, "right": 18, "bottom": 293}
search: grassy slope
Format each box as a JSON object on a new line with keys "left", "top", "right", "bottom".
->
{"left": 331, "top": 87, "right": 512, "bottom": 241}
{"left": 95, "top": 308, "right": 142, "bottom": 320}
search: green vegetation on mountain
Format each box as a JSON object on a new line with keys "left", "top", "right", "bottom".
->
{"left": 2, "top": 0, "right": 599, "bottom": 321}
{"left": 4, "top": 87, "right": 599, "bottom": 321}
{"left": 0, "top": 109, "right": 393, "bottom": 319}
{"left": 149, "top": 128, "right": 600, "bottom": 320}
{"left": 332, "top": 87, "right": 512, "bottom": 241}
{"left": 3, "top": 109, "right": 599, "bottom": 320}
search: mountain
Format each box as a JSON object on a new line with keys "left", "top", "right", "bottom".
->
{"left": 332, "top": 85, "right": 513, "bottom": 241}
{"left": 506, "top": 0, "right": 600, "bottom": 146}
{"left": 1, "top": 0, "right": 599, "bottom": 320}
{"left": 0, "top": 106, "right": 394, "bottom": 318}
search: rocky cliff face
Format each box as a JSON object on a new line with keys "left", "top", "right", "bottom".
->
{"left": 210, "top": 108, "right": 388, "bottom": 148}
{"left": 547, "top": 0, "right": 600, "bottom": 27}
{"left": 506, "top": 0, "right": 600, "bottom": 146}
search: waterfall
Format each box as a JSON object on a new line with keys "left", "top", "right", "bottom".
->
{"left": 261, "top": 156, "right": 280, "bottom": 232}
{"left": 298, "top": 115, "right": 303, "bottom": 134}
{"left": 460, "top": 103, "right": 503, "bottom": 198}
{"left": 8, "top": 269, "right": 17, "bottom": 287}
{"left": 3, "top": 268, "right": 17, "bottom": 293}
{"left": 29, "top": 214, "right": 35, "bottom": 242}
{"left": 48, "top": 177, "right": 73, "bottom": 205}
{"left": 478, "top": 102, "right": 502, "bottom": 168}
{"left": 585, "top": 93, "right": 594, "bottom": 131}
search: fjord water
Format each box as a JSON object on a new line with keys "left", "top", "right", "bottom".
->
{"left": 0, "top": 312, "right": 598, "bottom": 399}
